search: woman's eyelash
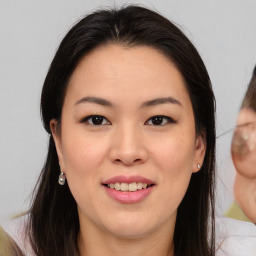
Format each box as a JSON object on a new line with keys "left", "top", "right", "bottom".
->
{"left": 145, "top": 115, "right": 176, "bottom": 126}
{"left": 80, "top": 115, "right": 110, "bottom": 125}
{"left": 80, "top": 115, "right": 175, "bottom": 126}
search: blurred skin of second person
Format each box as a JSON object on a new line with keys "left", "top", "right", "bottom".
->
{"left": 231, "top": 65, "right": 256, "bottom": 223}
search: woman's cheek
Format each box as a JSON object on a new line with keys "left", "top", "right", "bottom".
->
{"left": 153, "top": 136, "right": 194, "bottom": 173}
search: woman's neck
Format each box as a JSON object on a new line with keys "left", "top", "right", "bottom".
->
{"left": 78, "top": 219, "right": 175, "bottom": 256}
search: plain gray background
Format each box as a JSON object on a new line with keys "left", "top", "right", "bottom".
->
{"left": 1, "top": 0, "right": 256, "bottom": 222}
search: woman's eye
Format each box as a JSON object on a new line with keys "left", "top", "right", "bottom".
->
{"left": 145, "top": 116, "right": 174, "bottom": 126}
{"left": 81, "top": 115, "right": 110, "bottom": 125}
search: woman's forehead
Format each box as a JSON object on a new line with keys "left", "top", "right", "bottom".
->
{"left": 65, "top": 44, "right": 191, "bottom": 107}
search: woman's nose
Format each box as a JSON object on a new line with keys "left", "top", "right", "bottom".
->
{"left": 109, "top": 125, "right": 148, "bottom": 166}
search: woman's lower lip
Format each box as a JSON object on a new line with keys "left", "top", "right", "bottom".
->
{"left": 103, "top": 186, "right": 154, "bottom": 204}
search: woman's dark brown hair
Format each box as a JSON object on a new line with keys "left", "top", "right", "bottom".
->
{"left": 27, "top": 5, "right": 216, "bottom": 256}
{"left": 241, "top": 65, "right": 256, "bottom": 111}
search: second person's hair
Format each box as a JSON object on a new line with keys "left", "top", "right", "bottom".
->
{"left": 242, "top": 65, "right": 256, "bottom": 111}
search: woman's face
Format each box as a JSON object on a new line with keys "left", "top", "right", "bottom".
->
{"left": 51, "top": 44, "right": 206, "bottom": 239}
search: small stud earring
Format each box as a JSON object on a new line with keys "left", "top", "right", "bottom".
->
{"left": 197, "top": 163, "right": 201, "bottom": 169}
{"left": 58, "top": 172, "right": 66, "bottom": 185}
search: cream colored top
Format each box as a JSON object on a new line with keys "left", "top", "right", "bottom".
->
{"left": 216, "top": 216, "right": 256, "bottom": 256}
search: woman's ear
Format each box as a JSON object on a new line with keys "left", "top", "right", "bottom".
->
{"left": 50, "top": 119, "right": 65, "bottom": 170}
{"left": 193, "top": 129, "right": 207, "bottom": 173}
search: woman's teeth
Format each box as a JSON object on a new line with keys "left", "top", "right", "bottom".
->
{"left": 107, "top": 182, "right": 148, "bottom": 192}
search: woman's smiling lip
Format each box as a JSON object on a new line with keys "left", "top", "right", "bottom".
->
{"left": 102, "top": 175, "right": 155, "bottom": 185}
{"left": 102, "top": 175, "right": 155, "bottom": 204}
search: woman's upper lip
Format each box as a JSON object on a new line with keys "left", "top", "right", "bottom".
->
{"left": 102, "top": 175, "right": 155, "bottom": 185}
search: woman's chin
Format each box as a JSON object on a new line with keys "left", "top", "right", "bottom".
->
{"left": 101, "top": 216, "right": 156, "bottom": 239}
{"left": 106, "top": 226, "right": 152, "bottom": 239}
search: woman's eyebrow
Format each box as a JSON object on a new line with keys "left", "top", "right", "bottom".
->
{"left": 75, "top": 96, "right": 113, "bottom": 107}
{"left": 74, "top": 96, "right": 182, "bottom": 108}
{"left": 141, "top": 97, "right": 182, "bottom": 108}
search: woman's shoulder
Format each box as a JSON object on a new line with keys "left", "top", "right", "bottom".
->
{"left": 216, "top": 216, "right": 256, "bottom": 256}
{"left": 0, "top": 213, "right": 33, "bottom": 256}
